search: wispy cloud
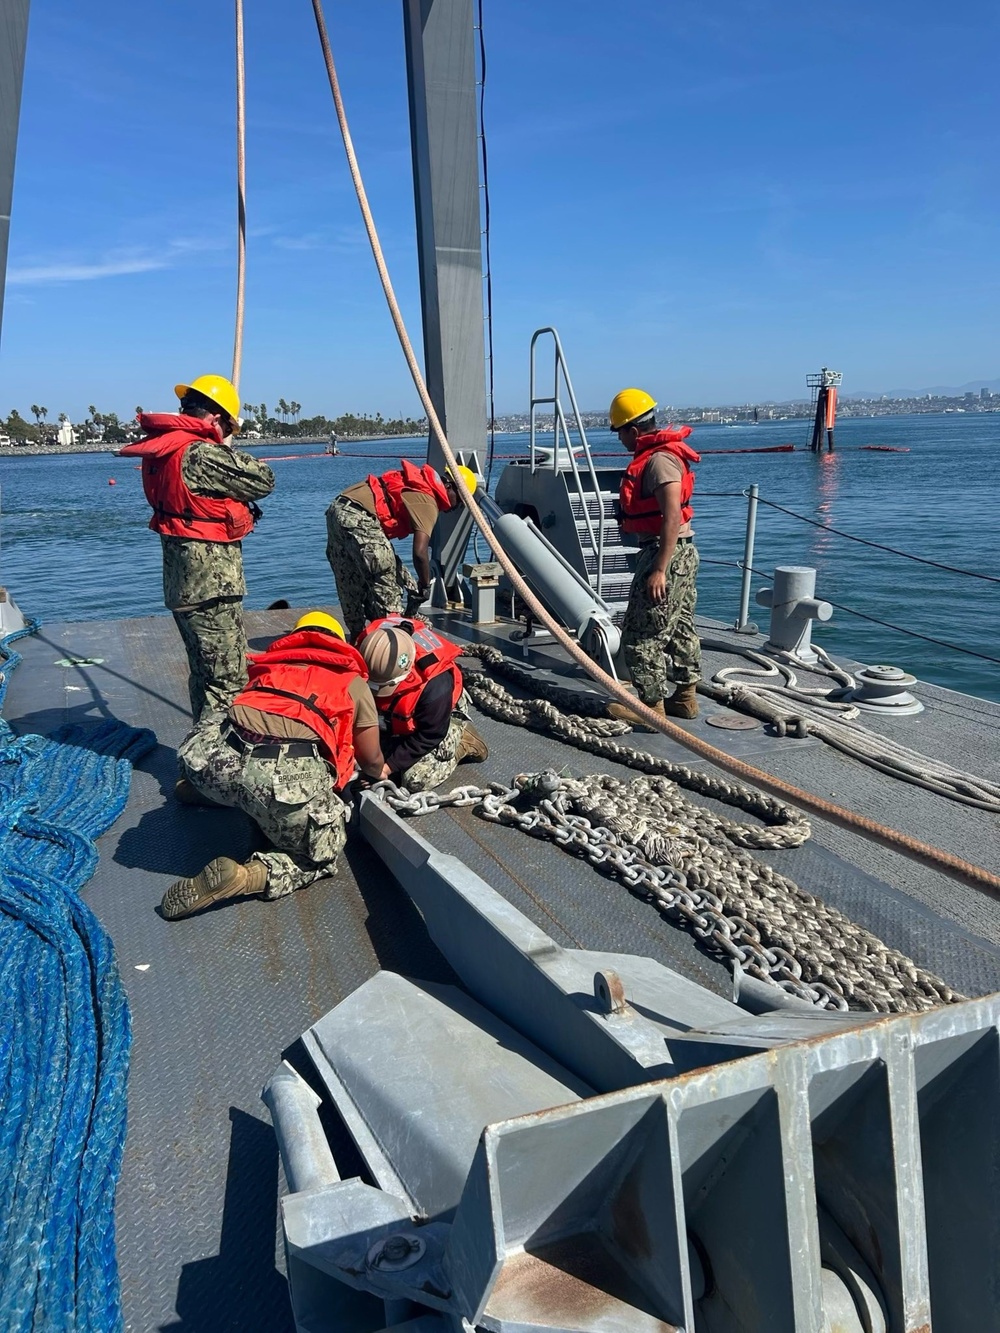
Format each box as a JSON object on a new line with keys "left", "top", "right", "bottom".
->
{"left": 8, "top": 255, "right": 168, "bottom": 284}
{"left": 7, "top": 236, "right": 226, "bottom": 286}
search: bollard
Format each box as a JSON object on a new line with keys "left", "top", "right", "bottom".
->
{"left": 462, "top": 561, "right": 502, "bottom": 625}
{"left": 756, "top": 565, "right": 832, "bottom": 664}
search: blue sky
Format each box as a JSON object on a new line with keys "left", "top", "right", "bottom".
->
{"left": 1, "top": 0, "right": 997, "bottom": 422}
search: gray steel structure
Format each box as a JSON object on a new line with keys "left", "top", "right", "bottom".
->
{"left": 0, "top": 0, "right": 30, "bottom": 345}
{"left": 403, "top": 0, "right": 486, "bottom": 585}
{"left": 268, "top": 790, "right": 1000, "bottom": 1331}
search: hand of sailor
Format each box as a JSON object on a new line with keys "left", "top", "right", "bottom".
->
{"left": 647, "top": 567, "right": 668, "bottom": 604}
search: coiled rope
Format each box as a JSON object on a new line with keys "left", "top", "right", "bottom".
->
{"left": 309, "top": 0, "right": 1000, "bottom": 900}
{"left": 701, "top": 640, "right": 1000, "bottom": 813}
{"left": 0, "top": 713, "right": 156, "bottom": 1331}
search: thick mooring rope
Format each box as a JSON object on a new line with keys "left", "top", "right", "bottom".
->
{"left": 0, "top": 717, "right": 156, "bottom": 1331}
{"left": 700, "top": 640, "right": 1000, "bottom": 813}
{"left": 310, "top": 0, "right": 1000, "bottom": 899}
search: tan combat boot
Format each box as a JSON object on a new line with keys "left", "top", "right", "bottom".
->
{"left": 662, "top": 683, "right": 699, "bottom": 719}
{"left": 455, "top": 722, "right": 489, "bottom": 763}
{"left": 160, "top": 857, "right": 268, "bottom": 921}
{"left": 607, "top": 698, "right": 666, "bottom": 729}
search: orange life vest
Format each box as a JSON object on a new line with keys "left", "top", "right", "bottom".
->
{"left": 120, "top": 414, "right": 256, "bottom": 542}
{"left": 365, "top": 459, "right": 451, "bottom": 540}
{"left": 355, "top": 616, "right": 464, "bottom": 736}
{"left": 230, "top": 628, "right": 369, "bottom": 789}
{"left": 618, "top": 428, "right": 700, "bottom": 536}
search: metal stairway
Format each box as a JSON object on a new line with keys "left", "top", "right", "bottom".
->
{"left": 493, "top": 327, "right": 636, "bottom": 623}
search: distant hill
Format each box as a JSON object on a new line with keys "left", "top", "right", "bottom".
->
{"left": 844, "top": 377, "right": 1000, "bottom": 400}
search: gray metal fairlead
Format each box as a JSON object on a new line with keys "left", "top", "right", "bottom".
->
{"left": 262, "top": 797, "right": 1000, "bottom": 1332}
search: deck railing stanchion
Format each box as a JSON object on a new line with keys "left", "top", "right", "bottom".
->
{"left": 735, "top": 484, "right": 759, "bottom": 632}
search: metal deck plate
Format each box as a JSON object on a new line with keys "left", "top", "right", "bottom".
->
{"left": 4, "top": 609, "right": 1000, "bottom": 1329}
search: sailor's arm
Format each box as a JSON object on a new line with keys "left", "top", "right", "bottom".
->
{"left": 647, "top": 481, "right": 681, "bottom": 605}
{"left": 411, "top": 530, "right": 433, "bottom": 594}
{"left": 353, "top": 723, "right": 386, "bottom": 780}
{"left": 182, "top": 441, "right": 276, "bottom": 501}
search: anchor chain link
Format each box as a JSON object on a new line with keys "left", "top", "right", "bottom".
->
{"left": 368, "top": 646, "right": 962, "bottom": 1014}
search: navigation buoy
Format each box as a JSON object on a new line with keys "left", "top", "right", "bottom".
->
{"left": 108, "top": 478, "right": 117, "bottom": 486}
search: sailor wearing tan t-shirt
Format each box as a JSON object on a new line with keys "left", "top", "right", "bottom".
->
{"left": 325, "top": 459, "right": 478, "bottom": 640}
{"left": 164, "top": 611, "right": 383, "bottom": 920}
{"left": 607, "top": 388, "right": 702, "bottom": 722}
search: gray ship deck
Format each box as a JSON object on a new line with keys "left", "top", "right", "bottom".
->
{"left": 5, "top": 608, "right": 1000, "bottom": 1332}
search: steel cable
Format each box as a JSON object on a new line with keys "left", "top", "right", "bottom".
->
{"left": 754, "top": 495, "right": 1000, "bottom": 583}
{"left": 309, "top": 0, "right": 1000, "bottom": 899}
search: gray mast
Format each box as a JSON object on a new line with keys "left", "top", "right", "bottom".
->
{"left": 0, "top": 0, "right": 30, "bottom": 347}
{"left": 402, "top": 0, "right": 486, "bottom": 587}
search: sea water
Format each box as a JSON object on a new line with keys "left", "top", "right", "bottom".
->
{"left": 0, "top": 413, "right": 997, "bottom": 702}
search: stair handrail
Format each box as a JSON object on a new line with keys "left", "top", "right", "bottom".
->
{"left": 529, "top": 327, "right": 608, "bottom": 597}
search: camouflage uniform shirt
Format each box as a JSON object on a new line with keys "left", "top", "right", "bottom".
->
{"left": 161, "top": 443, "right": 275, "bottom": 610}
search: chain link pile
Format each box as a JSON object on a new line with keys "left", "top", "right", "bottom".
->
{"left": 370, "top": 645, "right": 961, "bottom": 1014}
{"left": 459, "top": 643, "right": 811, "bottom": 849}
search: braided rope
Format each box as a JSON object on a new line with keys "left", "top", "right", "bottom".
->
{"left": 0, "top": 715, "right": 156, "bottom": 1331}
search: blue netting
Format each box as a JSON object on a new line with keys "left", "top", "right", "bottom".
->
{"left": 0, "top": 618, "right": 157, "bottom": 1330}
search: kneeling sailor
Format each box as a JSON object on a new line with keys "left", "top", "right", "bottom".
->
{"left": 161, "top": 610, "right": 384, "bottom": 920}
{"left": 325, "top": 460, "right": 478, "bottom": 639}
{"left": 357, "top": 616, "right": 488, "bottom": 791}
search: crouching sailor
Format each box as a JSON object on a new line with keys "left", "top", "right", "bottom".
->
{"left": 161, "top": 610, "right": 384, "bottom": 920}
{"left": 120, "top": 375, "right": 275, "bottom": 721}
{"left": 356, "top": 616, "right": 488, "bottom": 791}
{"left": 325, "top": 460, "right": 478, "bottom": 639}
{"left": 607, "top": 387, "right": 702, "bottom": 722}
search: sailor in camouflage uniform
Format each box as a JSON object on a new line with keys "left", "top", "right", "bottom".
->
{"left": 357, "top": 618, "right": 487, "bottom": 791}
{"left": 121, "top": 375, "right": 274, "bottom": 723}
{"left": 606, "top": 388, "right": 702, "bottom": 722}
{"left": 162, "top": 611, "right": 384, "bottom": 920}
{"left": 325, "top": 461, "right": 478, "bottom": 639}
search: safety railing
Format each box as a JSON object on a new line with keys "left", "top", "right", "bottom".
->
{"left": 701, "top": 486, "right": 1000, "bottom": 667}
{"left": 528, "top": 327, "right": 608, "bottom": 599}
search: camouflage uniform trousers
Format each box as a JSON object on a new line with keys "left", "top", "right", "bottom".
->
{"left": 393, "top": 689, "right": 473, "bottom": 792}
{"left": 622, "top": 540, "right": 701, "bottom": 706}
{"left": 172, "top": 596, "right": 249, "bottom": 722}
{"left": 325, "top": 498, "right": 417, "bottom": 640}
{"left": 178, "top": 718, "right": 348, "bottom": 898}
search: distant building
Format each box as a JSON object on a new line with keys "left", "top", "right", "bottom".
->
{"left": 981, "top": 388, "right": 992, "bottom": 401}
{"left": 57, "top": 419, "right": 76, "bottom": 447}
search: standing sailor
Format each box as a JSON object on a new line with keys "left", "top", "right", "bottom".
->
{"left": 162, "top": 610, "right": 384, "bottom": 920}
{"left": 121, "top": 375, "right": 275, "bottom": 722}
{"left": 607, "top": 388, "right": 702, "bottom": 721}
{"left": 325, "top": 459, "right": 478, "bottom": 639}
{"left": 356, "top": 616, "right": 488, "bottom": 790}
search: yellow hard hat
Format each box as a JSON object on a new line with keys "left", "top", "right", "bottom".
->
{"left": 446, "top": 464, "right": 478, "bottom": 497}
{"left": 174, "top": 374, "right": 241, "bottom": 423}
{"left": 609, "top": 388, "right": 657, "bottom": 431}
{"left": 294, "top": 610, "right": 345, "bottom": 639}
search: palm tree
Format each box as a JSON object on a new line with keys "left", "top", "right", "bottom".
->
{"left": 277, "top": 398, "right": 289, "bottom": 424}
{"left": 30, "top": 404, "right": 41, "bottom": 425}
{"left": 39, "top": 406, "right": 48, "bottom": 423}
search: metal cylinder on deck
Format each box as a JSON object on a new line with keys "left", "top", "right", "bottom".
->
{"left": 489, "top": 507, "right": 621, "bottom": 657}
{"left": 756, "top": 565, "right": 832, "bottom": 664}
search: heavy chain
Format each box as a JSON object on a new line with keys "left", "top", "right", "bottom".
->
{"left": 372, "top": 771, "right": 960, "bottom": 1014}
{"left": 459, "top": 644, "right": 811, "bottom": 850}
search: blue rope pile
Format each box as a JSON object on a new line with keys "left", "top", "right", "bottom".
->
{"left": 0, "top": 618, "right": 157, "bottom": 1331}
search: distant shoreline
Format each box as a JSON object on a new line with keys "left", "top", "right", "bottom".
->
{"left": 0, "top": 432, "right": 425, "bottom": 460}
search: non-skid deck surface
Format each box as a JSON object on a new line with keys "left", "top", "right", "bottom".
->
{"left": 6, "top": 609, "right": 1000, "bottom": 1331}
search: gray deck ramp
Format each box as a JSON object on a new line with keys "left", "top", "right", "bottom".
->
{"left": 4, "top": 608, "right": 1000, "bottom": 1331}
